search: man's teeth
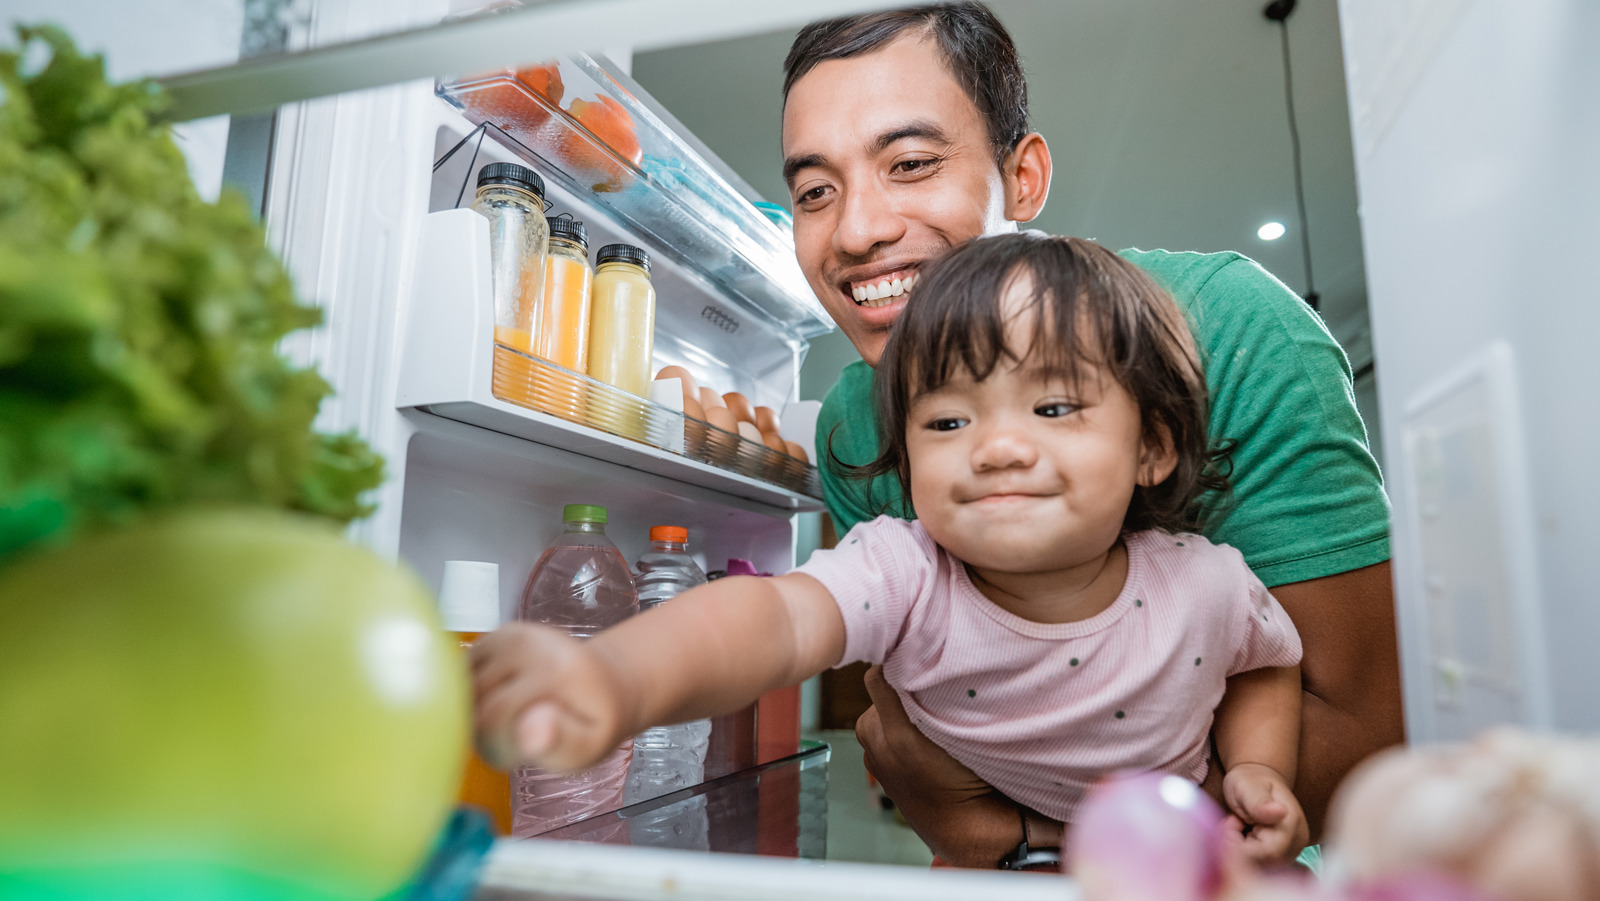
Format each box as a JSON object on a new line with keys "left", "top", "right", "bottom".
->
{"left": 851, "top": 272, "right": 919, "bottom": 307}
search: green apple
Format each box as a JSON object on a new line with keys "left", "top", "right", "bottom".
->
{"left": 0, "top": 509, "right": 467, "bottom": 900}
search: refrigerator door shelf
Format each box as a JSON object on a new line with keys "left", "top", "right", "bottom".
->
{"left": 400, "top": 209, "right": 823, "bottom": 512}
{"left": 437, "top": 53, "right": 834, "bottom": 341}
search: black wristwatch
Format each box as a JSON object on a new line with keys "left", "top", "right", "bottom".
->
{"left": 997, "top": 806, "right": 1062, "bottom": 872}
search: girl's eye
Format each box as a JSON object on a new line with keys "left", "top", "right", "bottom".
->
{"left": 1035, "top": 403, "right": 1078, "bottom": 418}
{"left": 929, "top": 417, "right": 968, "bottom": 432}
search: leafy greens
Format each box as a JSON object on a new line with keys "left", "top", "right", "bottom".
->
{"left": 0, "top": 25, "right": 384, "bottom": 562}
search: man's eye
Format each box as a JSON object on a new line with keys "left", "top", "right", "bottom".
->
{"left": 929, "top": 417, "right": 967, "bottom": 432}
{"left": 893, "top": 157, "right": 938, "bottom": 175}
{"left": 797, "top": 185, "right": 829, "bottom": 204}
{"left": 1035, "top": 403, "right": 1078, "bottom": 418}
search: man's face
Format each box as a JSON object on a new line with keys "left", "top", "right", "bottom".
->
{"left": 782, "top": 35, "right": 1017, "bottom": 367}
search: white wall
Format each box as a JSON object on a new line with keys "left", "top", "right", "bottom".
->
{"left": 1339, "top": 0, "right": 1600, "bottom": 739}
{"left": 3, "top": 2, "right": 244, "bottom": 199}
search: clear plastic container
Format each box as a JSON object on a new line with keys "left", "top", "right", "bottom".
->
{"left": 472, "top": 162, "right": 549, "bottom": 356}
{"left": 625, "top": 526, "right": 711, "bottom": 811}
{"left": 512, "top": 504, "right": 638, "bottom": 837}
{"left": 586, "top": 244, "right": 655, "bottom": 398}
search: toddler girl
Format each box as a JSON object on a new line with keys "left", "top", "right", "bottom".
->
{"left": 472, "top": 233, "right": 1306, "bottom": 863}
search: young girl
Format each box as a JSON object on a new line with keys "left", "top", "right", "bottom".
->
{"left": 472, "top": 233, "right": 1306, "bottom": 863}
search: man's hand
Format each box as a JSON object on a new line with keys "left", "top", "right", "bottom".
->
{"left": 855, "top": 665, "right": 1062, "bottom": 866}
{"left": 1221, "top": 762, "right": 1308, "bottom": 864}
{"left": 470, "top": 622, "right": 628, "bottom": 773}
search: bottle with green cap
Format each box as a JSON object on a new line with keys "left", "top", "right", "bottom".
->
{"left": 512, "top": 503, "right": 638, "bottom": 837}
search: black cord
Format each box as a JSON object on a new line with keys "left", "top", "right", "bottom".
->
{"left": 432, "top": 120, "right": 488, "bottom": 173}
{"left": 453, "top": 124, "right": 490, "bottom": 210}
{"left": 1267, "top": 2, "right": 1319, "bottom": 311}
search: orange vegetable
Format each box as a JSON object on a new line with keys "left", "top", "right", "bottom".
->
{"left": 460, "top": 63, "right": 564, "bottom": 144}
{"left": 558, "top": 96, "right": 643, "bottom": 192}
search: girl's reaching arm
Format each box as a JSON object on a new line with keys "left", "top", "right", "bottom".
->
{"left": 471, "top": 572, "right": 845, "bottom": 773}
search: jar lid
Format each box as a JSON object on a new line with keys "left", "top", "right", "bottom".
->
{"left": 549, "top": 216, "right": 588, "bottom": 249}
{"left": 477, "top": 162, "right": 545, "bottom": 200}
{"left": 597, "top": 243, "right": 650, "bottom": 273}
{"left": 649, "top": 525, "right": 688, "bottom": 544}
{"left": 438, "top": 560, "right": 500, "bottom": 633}
{"left": 562, "top": 503, "right": 607, "bottom": 524}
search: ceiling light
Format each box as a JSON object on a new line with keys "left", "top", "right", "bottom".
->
{"left": 1257, "top": 221, "right": 1287, "bottom": 241}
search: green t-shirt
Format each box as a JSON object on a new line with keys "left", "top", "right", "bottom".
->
{"left": 815, "top": 248, "right": 1390, "bottom": 588}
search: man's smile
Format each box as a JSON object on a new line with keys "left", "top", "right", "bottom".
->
{"left": 838, "top": 262, "right": 923, "bottom": 309}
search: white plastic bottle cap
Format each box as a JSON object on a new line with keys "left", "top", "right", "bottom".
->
{"left": 439, "top": 560, "right": 501, "bottom": 633}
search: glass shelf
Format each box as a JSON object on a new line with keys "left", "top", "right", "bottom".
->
{"left": 491, "top": 343, "right": 822, "bottom": 500}
{"left": 438, "top": 54, "right": 834, "bottom": 340}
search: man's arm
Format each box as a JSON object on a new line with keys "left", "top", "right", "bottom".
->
{"left": 1272, "top": 560, "right": 1403, "bottom": 839}
{"left": 856, "top": 561, "right": 1403, "bottom": 862}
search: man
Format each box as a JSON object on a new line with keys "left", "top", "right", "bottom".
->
{"left": 782, "top": 3, "right": 1402, "bottom": 868}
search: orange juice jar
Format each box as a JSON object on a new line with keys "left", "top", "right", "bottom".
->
{"left": 439, "top": 560, "right": 512, "bottom": 835}
{"left": 586, "top": 244, "right": 655, "bottom": 398}
{"left": 533, "top": 216, "right": 593, "bottom": 373}
{"left": 471, "top": 162, "right": 548, "bottom": 354}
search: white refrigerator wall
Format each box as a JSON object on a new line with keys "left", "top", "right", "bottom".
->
{"left": 1339, "top": 0, "right": 1600, "bottom": 739}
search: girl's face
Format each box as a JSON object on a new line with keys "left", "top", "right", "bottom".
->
{"left": 904, "top": 275, "right": 1177, "bottom": 576}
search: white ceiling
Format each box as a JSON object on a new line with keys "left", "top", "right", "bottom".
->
{"left": 633, "top": 0, "right": 1371, "bottom": 352}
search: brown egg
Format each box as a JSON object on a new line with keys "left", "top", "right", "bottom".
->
{"left": 682, "top": 394, "right": 706, "bottom": 421}
{"left": 753, "top": 406, "right": 781, "bottom": 435}
{"left": 698, "top": 386, "right": 726, "bottom": 410}
{"left": 784, "top": 440, "right": 809, "bottom": 463}
{"left": 655, "top": 365, "right": 699, "bottom": 403}
{"left": 722, "top": 392, "right": 755, "bottom": 425}
{"left": 760, "top": 430, "right": 787, "bottom": 452}
{"left": 705, "top": 405, "right": 739, "bottom": 434}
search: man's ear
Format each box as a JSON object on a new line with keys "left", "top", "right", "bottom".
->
{"left": 1003, "top": 132, "right": 1052, "bottom": 223}
{"left": 1138, "top": 423, "right": 1179, "bottom": 487}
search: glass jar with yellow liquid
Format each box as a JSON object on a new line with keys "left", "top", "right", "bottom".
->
{"left": 471, "top": 162, "right": 548, "bottom": 355}
{"left": 587, "top": 245, "right": 656, "bottom": 397}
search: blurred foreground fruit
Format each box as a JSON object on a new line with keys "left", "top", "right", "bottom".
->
{"left": 1070, "top": 771, "right": 1227, "bottom": 901}
{"left": 0, "top": 509, "right": 467, "bottom": 901}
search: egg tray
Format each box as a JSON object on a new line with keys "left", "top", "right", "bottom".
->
{"left": 490, "top": 343, "right": 821, "bottom": 499}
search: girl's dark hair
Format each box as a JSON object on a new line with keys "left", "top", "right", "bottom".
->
{"left": 783, "top": 3, "right": 1028, "bottom": 168}
{"left": 857, "top": 233, "right": 1233, "bottom": 534}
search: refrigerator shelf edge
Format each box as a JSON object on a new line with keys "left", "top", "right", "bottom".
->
{"left": 437, "top": 53, "right": 834, "bottom": 340}
{"left": 474, "top": 839, "right": 1078, "bottom": 901}
{"left": 399, "top": 209, "right": 824, "bottom": 513}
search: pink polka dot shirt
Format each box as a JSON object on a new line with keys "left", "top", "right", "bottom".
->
{"left": 796, "top": 517, "right": 1302, "bottom": 823}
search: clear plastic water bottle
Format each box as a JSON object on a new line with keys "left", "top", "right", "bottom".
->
{"left": 512, "top": 504, "right": 637, "bottom": 838}
{"left": 625, "top": 526, "right": 711, "bottom": 812}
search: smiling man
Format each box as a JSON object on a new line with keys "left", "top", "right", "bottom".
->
{"left": 782, "top": 3, "right": 1402, "bottom": 869}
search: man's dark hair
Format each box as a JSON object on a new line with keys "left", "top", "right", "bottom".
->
{"left": 783, "top": 3, "right": 1030, "bottom": 167}
{"left": 853, "top": 233, "right": 1234, "bottom": 535}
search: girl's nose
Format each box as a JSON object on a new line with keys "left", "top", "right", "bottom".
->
{"left": 971, "top": 426, "right": 1039, "bottom": 472}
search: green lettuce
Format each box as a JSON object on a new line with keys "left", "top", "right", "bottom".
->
{"left": 0, "top": 25, "right": 384, "bottom": 561}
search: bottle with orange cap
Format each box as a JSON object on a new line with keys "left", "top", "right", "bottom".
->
{"left": 625, "top": 526, "right": 712, "bottom": 814}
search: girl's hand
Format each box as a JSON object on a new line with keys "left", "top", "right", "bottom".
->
{"left": 1221, "top": 761, "right": 1309, "bottom": 865}
{"left": 469, "top": 622, "right": 629, "bottom": 773}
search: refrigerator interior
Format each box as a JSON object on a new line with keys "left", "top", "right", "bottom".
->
{"left": 228, "top": 7, "right": 844, "bottom": 841}
{"left": 397, "top": 87, "right": 822, "bottom": 622}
